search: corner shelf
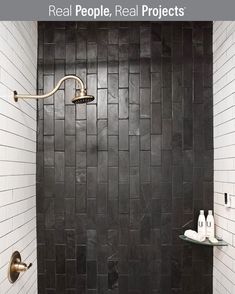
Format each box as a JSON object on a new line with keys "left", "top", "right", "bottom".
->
{"left": 179, "top": 235, "right": 228, "bottom": 247}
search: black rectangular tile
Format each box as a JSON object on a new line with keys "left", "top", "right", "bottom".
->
{"left": 140, "top": 58, "right": 151, "bottom": 87}
{"left": 119, "top": 214, "right": 129, "bottom": 245}
{"left": 44, "top": 105, "right": 54, "bottom": 135}
{"left": 87, "top": 135, "right": 97, "bottom": 167}
{"left": 76, "top": 183, "right": 86, "bottom": 213}
{"left": 119, "top": 88, "right": 129, "bottom": 119}
{"left": 55, "top": 152, "right": 65, "bottom": 182}
{"left": 87, "top": 261, "right": 97, "bottom": 289}
{"left": 140, "top": 27, "right": 151, "bottom": 58}
{"left": 98, "top": 59, "right": 107, "bottom": 88}
{"left": 98, "top": 89, "right": 107, "bottom": 119}
{"left": 162, "top": 87, "right": 172, "bottom": 119}
{"left": 151, "top": 103, "right": 162, "bottom": 134}
{"left": 151, "top": 135, "right": 161, "bottom": 166}
{"left": 119, "top": 120, "right": 129, "bottom": 151}
{"left": 44, "top": 45, "right": 55, "bottom": 75}
{"left": 108, "top": 260, "right": 119, "bottom": 289}
{"left": 76, "top": 29, "right": 87, "bottom": 59}
{"left": 108, "top": 73, "right": 118, "bottom": 103}
{"left": 151, "top": 73, "right": 161, "bottom": 103}
{"left": 108, "top": 136, "right": 118, "bottom": 166}
{"left": 151, "top": 42, "right": 162, "bottom": 73}
{"left": 87, "top": 229, "right": 97, "bottom": 260}
{"left": 56, "top": 275, "right": 66, "bottom": 294}
{"left": 97, "top": 214, "right": 108, "bottom": 245}
{"left": 65, "top": 105, "right": 75, "bottom": 135}
{"left": 119, "top": 151, "right": 129, "bottom": 182}
{"left": 129, "top": 44, "right": 140, "bottom": 73}
{"left": 65, "top": 259, "right": 76, "bottom": 288}
{"left": 129, "top": 74, "right": 140, "bottom": 104}
{"left": 98, "top": 120, "right": 108, "bottom": 150}
{"left": 130, "top": 167, "right": 140, "bottom": 198}
{"left": 172, "top": 71, "right": 183, "bottom": 103}
{"left": 119, "top": 28, "right": 129, "bottom": 44}
{"left": 140, "top": 119, "right": 151, "bottom": 150}
{"left": 76, "top": 120, "right": 86, "bottom": 151}
{"left": 140, "top": 151, "right": 150, "bottom": 183}
{"left": 87, "top": 167, "right": 97, "bottom": 199}
{"left": 129, "top": 104, "right": 140, "bottom": 136}
{"left": 65, "top": 199, "right": 75, "bottom": 229}
{"left": 183, "top": 119, "right": 193, "bottom": 150}
{"left": 55, "top": 90, "right": 64, "bottom": 119}
{"left": 108, "top": 104, "right": 118, "bottom": 135}
{"left": 108, "top": 44, "right": 119, "bottom": 73}
{"left": 65, "top": 136, "right": 75, "bottom": 166}
{"left": 45, "top": 260, "right": 55, "bottom": 288}
{"left": 130, "top": 136, "right": 140, "bottom": 167}
{"left": 87, "top": 43, "right": 97, "bottom": 73}
{"left": 65, "top": 167, "right": 75, "bottom": 197}
{"left": 98, "top": 275, "right": 108, "bottom": 293}
{"left": 119, "top": 59, "right": 128, "bottom": 88}
{"left": 108, "top": 167, "right": 118, "bottom": 199}
{"left": 162, "top": 119, "right": 172, "bottom": 150}
{"left": 108, "top": 29, "right": 118, "bottom": 44}
{"left": 107, "top": 200, "right": 119, "bottom": 228}
{"left": 98, "top": 151, "right": 108, "bottom": 183}
{"left": 87, "top": 199, "right": 97, "bottom": 229}
{"left": 56, "top": 245, "right": 65, "bottom": 274}
{"left": 140, "top": 88, "right": 151, "bottom": 118}
{"left": 97, "top": 183, "right": 108, "bottom": 214}
{"left": 119, "top": 183, "right": 129, "bottom": 213}
{"left": 44, "top": 135, "right": 54, "bottom": 166}
{"left": 87, "top": 104, "right": 97, "bottom": 135}
{"left": 66, "top": 43, "right": 76, "bottom": 74}
{"left": 66, "top": 229, "right": 76, "bottom": 259}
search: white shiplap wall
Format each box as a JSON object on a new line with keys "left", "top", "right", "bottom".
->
{"left": 0, "top": 22, "right": 37, "bottom": 293}
{"left": 213, "top": 21, "right": 235, "bottom": 294}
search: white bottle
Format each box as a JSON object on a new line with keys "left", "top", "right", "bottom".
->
{"left": 197, "top": 210, "right": 206, "bottom": 238}
{"left": 206, "top": 210, "right": 215, "bottom": 238}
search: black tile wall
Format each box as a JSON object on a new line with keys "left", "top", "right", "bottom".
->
{"left": 37, "top": 21, "right": 213, "bottom": 294}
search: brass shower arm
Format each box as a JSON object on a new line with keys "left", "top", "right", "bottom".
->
{"left": 14, "top": 75, "right": 86, "bottom": 102}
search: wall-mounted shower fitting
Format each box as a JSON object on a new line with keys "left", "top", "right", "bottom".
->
{"left": 8, "top": 251, "right": 32, "bottom": 283}
{"left": 13, "top": 75, "right": 94, "bottom": 104}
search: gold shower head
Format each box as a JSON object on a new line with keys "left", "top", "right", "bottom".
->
{"left": 72, "top": 89, "right": 94, "bottom": 104}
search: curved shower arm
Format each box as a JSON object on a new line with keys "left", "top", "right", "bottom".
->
{"left": 14, "top": 75, "right": 85, "bottom": 102}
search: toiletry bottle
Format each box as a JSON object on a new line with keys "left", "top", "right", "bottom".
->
{"left": 206, "top": 210, "right": 215, "bottom": 238}
{"left": 197, "top": 210, "right": 206, "bottom": 237}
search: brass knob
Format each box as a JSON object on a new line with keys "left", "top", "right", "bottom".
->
{"left": 11, "top": 260, "right": 32, "bottom": 273}
{"left": 8, "top": 251, "right": 33, "bottom": 283}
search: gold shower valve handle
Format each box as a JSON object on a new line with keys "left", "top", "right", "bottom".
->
{"left": 8, "top": 251, "right": 32, "bottom": 283}
{"left": 11, "top": 259, "right": 32, "bottom": 273}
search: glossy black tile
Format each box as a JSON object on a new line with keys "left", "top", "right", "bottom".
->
{"left": 87, "top": 261, "right": 97, "bottom": 289}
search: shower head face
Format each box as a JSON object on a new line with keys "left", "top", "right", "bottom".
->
{"left": 72, "top": 90, "right": 95, "bottom": 104}
{"left": 72, "top": 95, "right": 95, "bottom": 104}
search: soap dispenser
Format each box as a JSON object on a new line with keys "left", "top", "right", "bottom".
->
{"left": 206, "top": 210, "right": 215, "bottom": 238}
{"left": 197, "top": 210, "right": 206, "bottom": 238}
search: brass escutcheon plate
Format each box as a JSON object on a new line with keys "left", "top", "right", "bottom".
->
{"left": 8, "top": 251, "right": 21, "bottom": 283}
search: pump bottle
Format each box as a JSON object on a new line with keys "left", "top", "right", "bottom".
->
{"left": 206, "top": 210, "right": 215, "bottom": 238}
{"left": 197, "top": 210, "right": 206, "bottom": 238}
